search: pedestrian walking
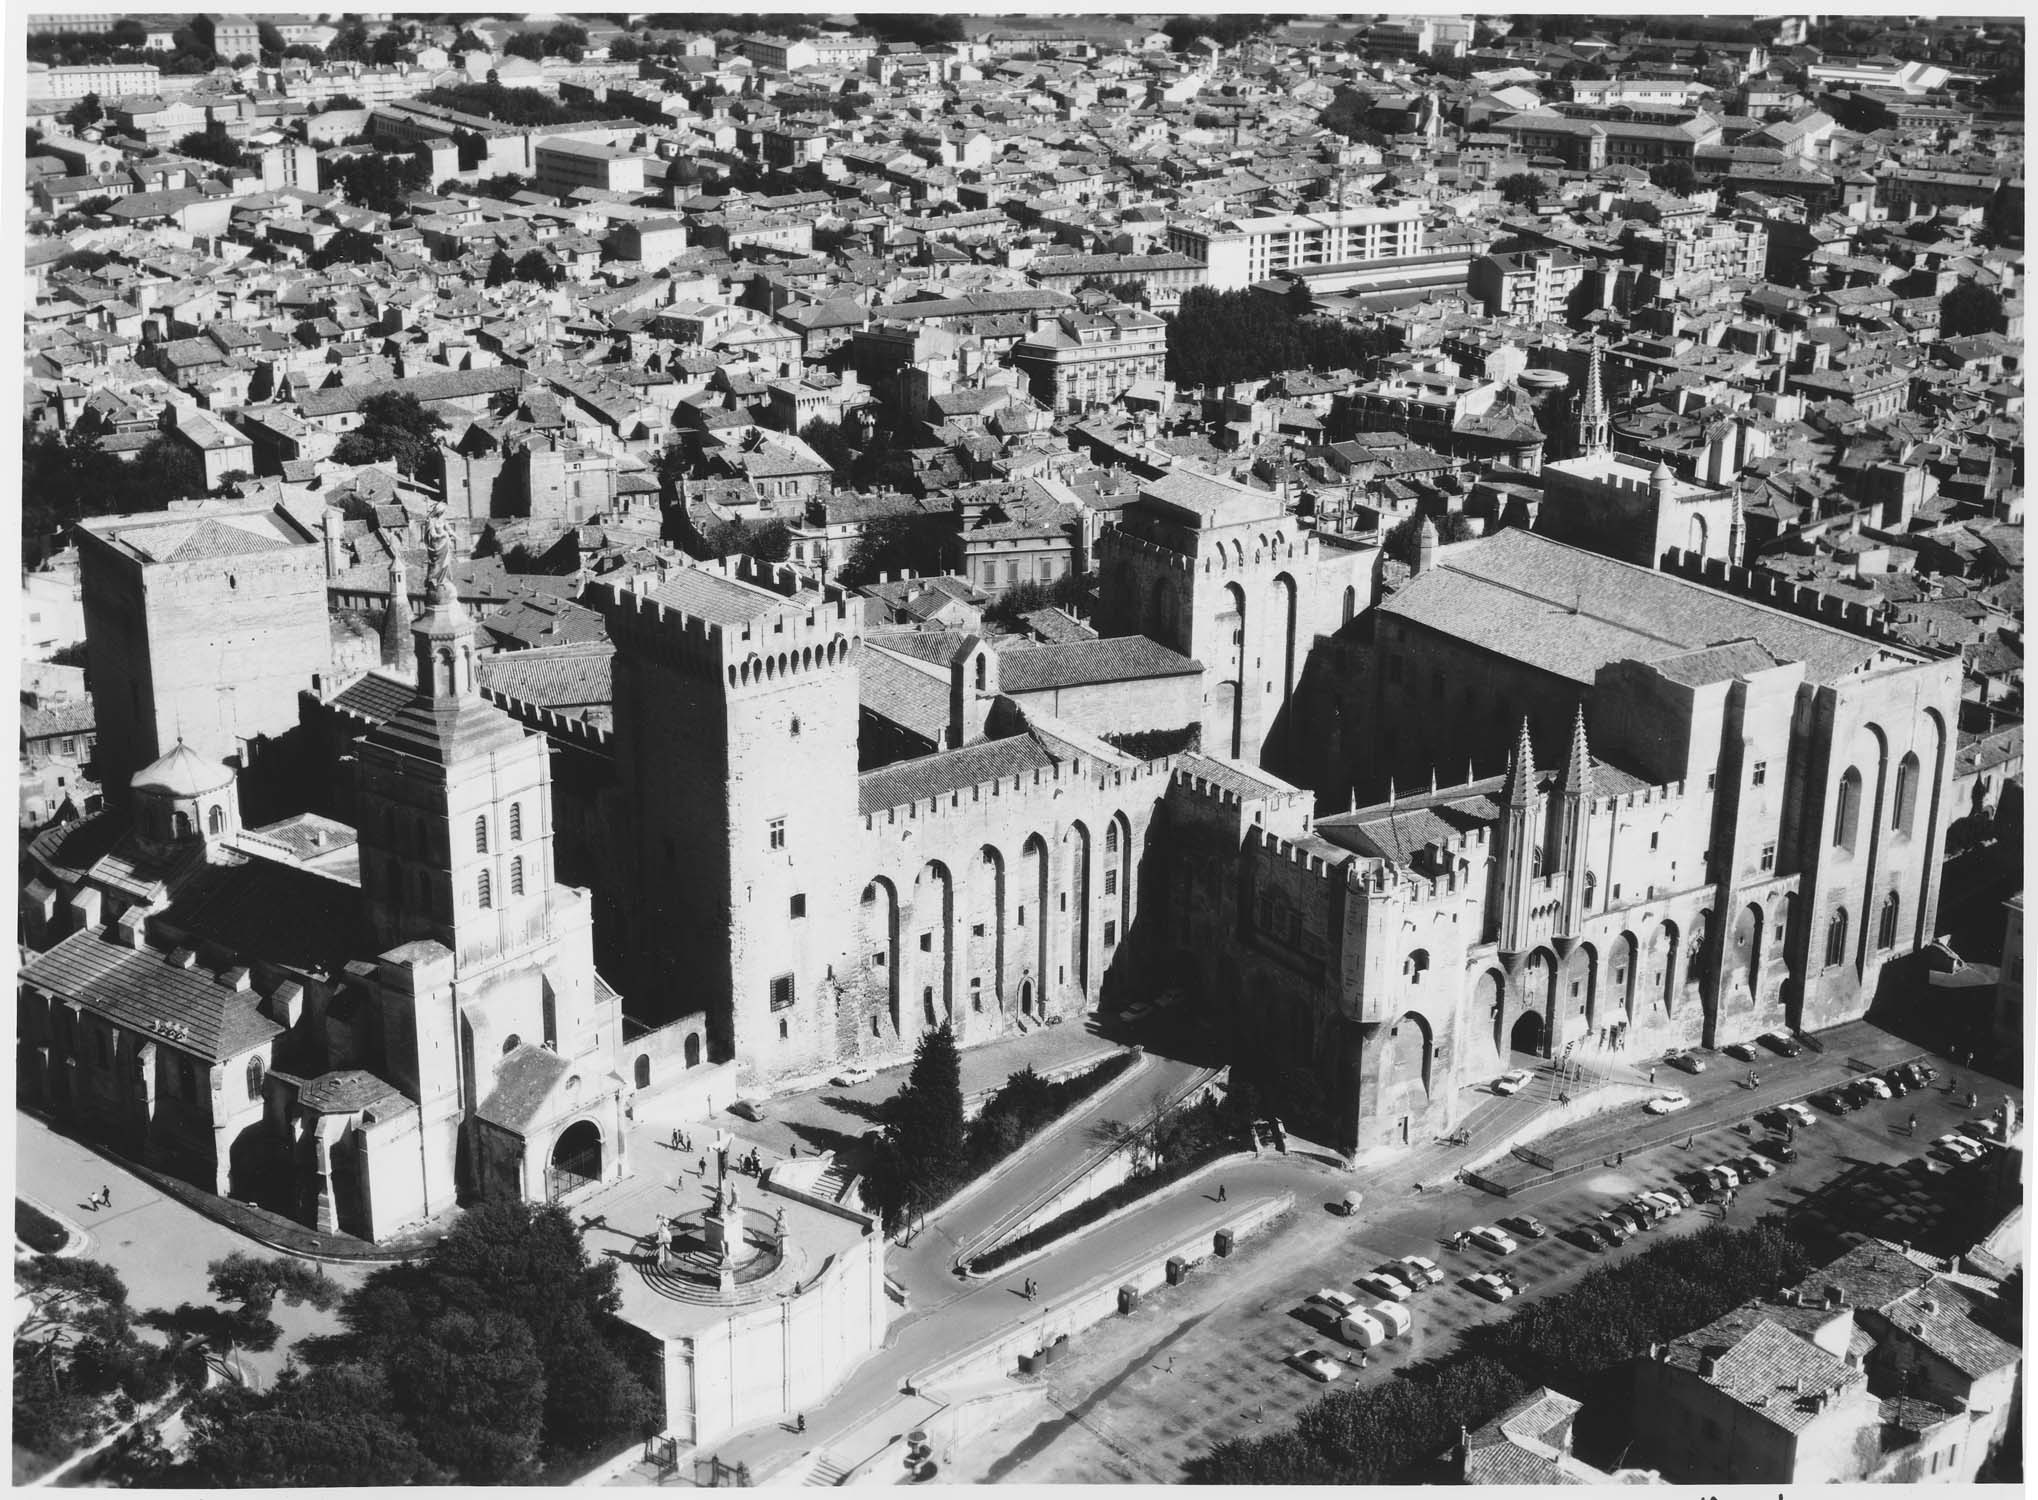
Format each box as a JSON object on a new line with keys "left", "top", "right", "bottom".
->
{"left": 1617, "top": 1151, "right": 1624, "bottom": 1167}
{"left": 1217, "top": 1183, "right": 1227, "bottom": 1203}
{"left": 789, "top": 1144, "right": 798, "bottom": 1159}
{"left": 99, "top": 1185, "right": 111, "bottom": 1210}
{"left": 796, "top": 1414, "right": 806, "bottom": 1434}
{"left": 699, "top": 1155, "right": 707, "bottom": 1176}
{"left": 1649, "top": 1067, "right": 1657, "bottom": 1085}
{"left": 1908, "top": 1112, "right": 1918, "bottom": 1135}
{"left": 1359, "top": 1352, "right": 1370, "bottom": 1370}
{"left": 1685, "top": 1133, "right": 1695, "bottom": 1150}
{"left": 671, "top": 1127, "right": 682, "bottom": 1150}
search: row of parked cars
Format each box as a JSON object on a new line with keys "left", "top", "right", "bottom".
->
{"left": 1664, "top": 1030, "right": 1808, "bottom": 1074}
{"left": 1806, "top": 1058, "right": 1935, "bottom": 1117}
{"left": 1287, "top": 1254, "right": 1448, "bottom": 1381}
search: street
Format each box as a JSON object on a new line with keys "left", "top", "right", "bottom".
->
{"left": 946, "top": 1040, "right": 2018, "bottom": 1483}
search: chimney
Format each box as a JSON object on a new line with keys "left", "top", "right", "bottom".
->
{"left": 1824, "top": 1285, "right": 1845, "bottom": 1309}
{"left": 1698, "top": 1352, "right": 1720, "bottom": 1378}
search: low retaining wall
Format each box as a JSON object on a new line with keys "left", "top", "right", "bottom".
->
{"left": 919, "top": 1188, "right": 1293, "bottom": 1395}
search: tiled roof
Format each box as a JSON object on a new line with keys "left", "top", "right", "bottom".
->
{"left": 1383, "top": 529, "right": 1915, "bottom": 687}
{"left": 997, "top": 635, "right": 1201, "bottom": 692}
{"left": 477, "top": 643, "right": 613, "bottom": 713}
{"left": 1882, "top": 1282, "right": 2019, "bottom": 1381}
{"left": 647, "top": 568, "right": 799, "bottom": 627}
{"left": 329, "top": 670, "right": 415, "bottom": 727}
{"left": 1678, "top": 1318, "right": 1863, "bottom": 1433}
{"left": 476, "top": 1043, "right": 571, "bottom": 1132}
{"left": 858, "top": 732, "right": 1058, "bottom": 816}
{"left": 20, "top": 925, "right": 285, "bottom": 1064}
{"left": 153, "top": 854, "right": 367, "bottom": 980}
{"left": 297, "top": 1068, "right": 411, "bottom": 1115}
{"left": 1175, "top": 752, "right": 1299, "bottom": 802}
{"left": 859, "top": 645, "right": 950, "bottom": 741}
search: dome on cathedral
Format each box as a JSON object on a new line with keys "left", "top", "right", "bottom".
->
{"left": 130, "top": 740, "right": 235, "bottom": 799}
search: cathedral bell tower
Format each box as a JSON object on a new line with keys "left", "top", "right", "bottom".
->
{"left": 352, "top": 512, "right": 556, "bottom": 967}
{"left": 1495, "top": 719, "right": 1540, "bottom": 956}
{"left": 1574, "top": 342, "right": 1611, "bottom": 460}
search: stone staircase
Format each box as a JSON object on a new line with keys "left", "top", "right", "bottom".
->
{"left": 804, "top": 1453, "right": 848, "bottom": 1487}
{"left": 812, "top": 1161, "right": 855, "bottom": 1202}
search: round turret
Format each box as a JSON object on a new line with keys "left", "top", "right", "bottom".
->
{"left": 130, "top": 741, "right": 239, "bottom": 847}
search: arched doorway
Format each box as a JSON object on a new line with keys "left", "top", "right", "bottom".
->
{"left": 1018, "top": 977, "right": 1034, "bottom": 1016}
{"left": 549, "top": 1119, "right": 603, "bottom": 1200}
{"left": 1474, "top": 969, "right": 1504, "bottom": 1060}
{"left": 1510, "top": 1011, "right": 1544, "bottom": 1056}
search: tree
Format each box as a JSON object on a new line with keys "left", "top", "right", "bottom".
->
{"left": 206, "top": 1253, "right": 341, "bottom": 1345}
{"left": 15, "top": 1257, "right": 174, "bottom": 1478}
{"left": 256, "top": 20, "right": 286, "bottom": 54}
{"left": 471, "top": 171, "right": 533, "bottom": 199}
{"left": 1940, "top": 281, "right": 2005, "bottom": 338}
{"left": 511, "top": 248, "right": 561, "bottom": 287}
{"left": 485, "top": 248, "right": 515, "bottom": 286}
{"left": 749, "top": 519, "right": 792, "bottom": 563}
{"left": 798, "top": 417, "right": 856, "bottom": 483}
{"left": 64, "top": 92, "right": 103, "bottom": 132}
{"left": 315, "top": 93, "right": 364, "bottom": 112}
{"left": 1497, "top": 171, "right": 1551, "bottom": 207}
{"left": 854, "top": 15, "right": 966, "bottom": 45}
{"left": 1648, "top": 160, "right": 1700, "bottom": 197}
{"left": 836, "top": 513, "right": 940, "bottom": 589}
{"left": 881, "top": 1023, "right": 968, "bottom": 1226}
{"left": 176, "top": 126, "right": 251, "bottom": 170}
{"left": 331, "top": 392, "right": 446, "bottom": 476}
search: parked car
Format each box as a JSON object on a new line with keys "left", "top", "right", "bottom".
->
{"left": 1289, "top": 1348, "right": 1344, "bottom": 1382}
{"left": 1732, "top": 1153, "right": 1777, "bottom": 1180}
{"left": 1645, "top": 1091, "right": 1693, "bottom": 1115}
{"left": 1394, "top": 1255, "right": 1446, "bottom": 1288}
{"left": 1667, "top": 1051, "right": 1706, "bottom": 1074}
{"left": 1493, "top": 1069, "right": 1534, "bottom": 1096}
{"left": 1776, "top": 1102, "right": 1817, "bottom": 1130}
{"left": 1595, "top": 1213, "right": 1635, "bottom": 1243}
{"left": 1701, "top": 1164, "right": 1741, "bottom": 1192}
{"left": 1880, "top": 1068, "right": 1914, "bottom": 1096}
{"left": 1307, "top": 1289, "right": 1360, "bottom": 1322}
{"left": 1839, "top": 1079, "right": 1879, "bottom": 1107}
{"left": 1465, "top": 1225, "right": 1519, "bottom": 1255}
{"left": 1356, "top": 1271, "right": 1413, "bottom": 1302}
{"left": 1904, "top": 1061, "right": 1937, "bottom": 1087}
{"left": 1759, "top": 1031, "right": 1804, "bottom": 1057}
{"left": 1639, "top": 1190, "right": 1685, "bottom": 1217}
{"left": 1563, "top": 1225, "right": 1608, "bottom": 1252}
{"left": 830, "top": 1066, "right": 874, "bottom": 1087}
{"left": 1723, "top": 1041, "right": 1759, "bottom": 1062}
{"left": 1756, "top": 1137, "right": 1799, "bottom": 1164}
{"left": 1680, "top": 1173, "right": 1723, "bottom": 1204}
{"left": 1931, "top": 1134, "right": 1984, "bottom": 1165}
{"left": 1464, "top": 1273, "right": 1518, "bottom": 1303}
{"left": 1810, "top": 1089, "right": 1854, "bottom": 1115}
{"left": 1367, "top": 1301, "right": 1413, "bottom": 1339}
{"left": 1336, "top": 1310, "right": 1391, "bottom": 1349}
{"left": 1856, "top": 1075, "right": 1894, "bottom": 1100}
{"left": 1600, "top": 1205, "right": 1645, "bottom": 1237}
{"left": 731, "top": 1096, "right": 769, "bottom": 1122}
{"left": 1659, "top": 1183, "right": 1698, "bottom": 1209}
{"left": 1499, "top": 1214, "right": 1548, "bottom": 1241}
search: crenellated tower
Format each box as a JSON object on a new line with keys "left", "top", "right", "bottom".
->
{"left": 597, "top": 558, "right": 864, "bottom": 1076}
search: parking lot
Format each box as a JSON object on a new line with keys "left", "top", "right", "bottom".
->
{"left": 948, "top": 1047, "right": 2019, "bottom": 1484}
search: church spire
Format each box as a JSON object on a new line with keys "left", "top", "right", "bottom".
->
{"left": 1575, "top": 341, "right": 1611, "bottom": 460}
{"left": 1503, "top": 718, "right": 1537, "bottom": 808}
{"left": 1562, "top": 703, "right": 1590, "bottom": 799}
{"left": 382, "top": 546, "right": 416, "bottom": 674}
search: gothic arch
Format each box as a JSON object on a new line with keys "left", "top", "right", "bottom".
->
{"left": 974, "top": 845, "right": 1006, "bottom": 1011}
{"left": 913, "top": 861, "right": 955, "bottom": 1028}
{"left": 1518, "top": 947, "right": 1557, "bottom": 1058}
{"left": 1063, "top": 822, "right": 1092, "bottom": 996}
{"left": 1656, "top": 918, "right": 1680, "bottom": 1013}
{"left": 1473, "top": 967, "right": 1505, "bottom": 1060}
{"left": 1273, "top": 571, "right": 1300, "bottom": 725}
{"left": 1021, "top": 833, "right": 1050, "bottom": 1011}
{"left": 859, "top": 877, "right": 902, "bottom": 1033}
{"left": 1106, "top": 811, "right": 1133, "bottom": 949}
{"left": 1220, "top": 581, "right": 1248, "bottom": 758}
{"left": 1379, "top": 1010, "right": 1434, "bottom": 1113}
{"left": 1915, "top": 709, "right": 1949, "bottom": 947}
{"left": 1614, "top": 931, "right": 1640, "bottom": 1021}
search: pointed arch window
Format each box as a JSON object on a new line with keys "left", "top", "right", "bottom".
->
{"left": 246, "top": 1055, "right": 265, "bottom": 1101}
{"left": 1834, "top": 767, "right": 1862, "bottom": 851}
{"left": 475, "top": 816, "right": 489, "bottom": 854}
{"left": 1825, "top": 908, "right": 1850, "bottom": 968}
{"left": 510, "top": 856, "right": 525, "bottom": 898}
{"left": 1877, "top": 892, "right": 1900, "bottom": 950}
{"left": 1892, "top": 754, "right": 1919, "bottom": 835}
{"left": 478, "top": 869, "right": 493, "bottom": 909}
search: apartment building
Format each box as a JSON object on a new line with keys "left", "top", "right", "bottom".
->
{"left": 1167, "top": 203, "right": 1427, "bottom": 292}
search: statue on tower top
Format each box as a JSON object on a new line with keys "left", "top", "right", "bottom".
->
{"left": 423, "top": 500, "right": 457, "bottom": 607}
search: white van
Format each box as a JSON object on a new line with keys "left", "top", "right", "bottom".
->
{"left": 1368, "top": 1301, "right": 1412, "bottom": 1340}
{"left": 1337, "top": 1310, "right": 1390, "bottom": 1349}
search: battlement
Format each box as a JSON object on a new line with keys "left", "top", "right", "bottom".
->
{"left": 594, "top": 566, "right": 862, "bottom": 688}
{"left": 1096, "top": 528, "right": 1196, "bottom": 575}
{"left": 1589, "top": 778, "right": 1690, "bottom": 815}
{"left": 861, "top": 755, "right": 1179, "bottom": 829}
{"left": 1658, "top": 548, "right": 1894, "bottom": 639}
{"left": 1246, "top": 823, "right": 1344, "bottom": 881}
{"left": 481, "top": 689, "right": 614, "bottom": 755}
